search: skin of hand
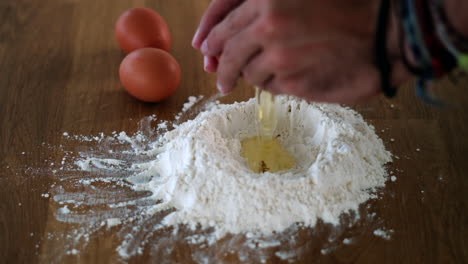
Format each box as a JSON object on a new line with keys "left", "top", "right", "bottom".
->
{"left": 192, "top": 0, "right": 412, "bottom": 104}
{"left": 445, "top": 0, "right": 468, "bottom": 36}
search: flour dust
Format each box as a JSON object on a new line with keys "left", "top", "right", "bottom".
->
{"left": 40, "top": 95, "right": 393, "bottom": 263}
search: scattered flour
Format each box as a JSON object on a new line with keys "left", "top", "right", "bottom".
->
{"left": 58, "top": 205, "right": 71, "bottom": 214}
{"left": 175, "top": 95, "right": 204, "bottom": 120}
{"left": 46, "top": 95, "right": 392, "bottom": 262}
{"left": 66, "top": 249, "right": 79, "bottom": 255}
{"left": 104, "top": 218, "right": 122, "bottom": 228}
{"left": 275, "top": 250, "right": 297, "bottom": 260}
{"left": 373, "top": 228, "right": 393, "bottom": 240}
{"left": 182, "top": 95, "right": 204, "bottom": 112}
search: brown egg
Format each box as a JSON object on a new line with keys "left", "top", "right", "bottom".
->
{"left": 115, "top": 7, "right": 171, "bottom": 53}
{"left": 119, "top": 48, "right": 181, "bottom": 102}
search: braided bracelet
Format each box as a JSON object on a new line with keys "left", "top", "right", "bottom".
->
{"left": 398, "top": 0, "right": 467, "bottom": 104}
{"left": 376, "top": 0, "right": 397, "bottom": 97}
{"left": 429, "top": 0, "right": 468, "bottom": 71}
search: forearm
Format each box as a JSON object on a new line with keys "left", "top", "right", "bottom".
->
{"left": 445, "top": 0, "right": 468, "bottom": 36}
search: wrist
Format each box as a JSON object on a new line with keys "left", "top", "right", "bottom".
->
{"left": 387, "top": 0, "right": 415, "bottom": 85}
{"left": 444, "top": 0, "right": 468, "bottom": 37}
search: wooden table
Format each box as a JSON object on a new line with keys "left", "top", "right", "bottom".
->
{"left": 1, "top": 0, "right": 467, "bottom": 263}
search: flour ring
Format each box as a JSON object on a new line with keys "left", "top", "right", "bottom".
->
{"left": 131, "top": 96, "right": 391, "bottom": 238}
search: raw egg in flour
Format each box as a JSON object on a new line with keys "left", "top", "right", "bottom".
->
{"left": 115, "top": 7, "right": 171, "bottom": 53}
{"left": 119, "top": 48, "right": 181, "bottom": 102}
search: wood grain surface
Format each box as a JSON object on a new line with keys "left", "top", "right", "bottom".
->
{"left": 1, "top": 0, "right": 467, "bottom": 263}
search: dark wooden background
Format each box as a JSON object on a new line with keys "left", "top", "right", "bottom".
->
{"left": 1, "top": 0, "right": 467, "bottom": 263}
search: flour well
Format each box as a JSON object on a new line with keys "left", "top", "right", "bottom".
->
{"left": 46, "top": 95, "right": 392, "bottom": 262}
{"left": 126, "top": 96, "right": 391, "bottom": 239}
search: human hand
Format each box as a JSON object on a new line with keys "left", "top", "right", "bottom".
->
{"left": 193, "top": 0, "right": 411, "bottom": 104}
{"left": 192, "top": 0, "right": 245, "bottom": 73}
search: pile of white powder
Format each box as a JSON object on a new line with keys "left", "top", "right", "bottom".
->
{"left": 49, "top": 95, "right": 392, "bottom": 261}
{"left": 121, "top": 96, "right": 390, "bottom": 238}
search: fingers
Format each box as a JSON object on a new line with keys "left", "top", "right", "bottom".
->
{"left": 201, "top": 1, "right": 258, "bottom": 57}
{"left": 265, "top": 76, "right": 308, "bottom": 98}
{"left": 242, "top": 53, "right": 274, "bottom": 87}
{"left": 265, "top": 67, "right": 380, "bottom": 104}
{"left": 204, "top": 56, "right": 218, "bottom": 72}
{"left": 314, "top": 67, "right": 379, "bottom": 103}
{"left": 192, "top": 0, "right": 244, "bottom": 49}
{"left": 217, "top": 27, "right": 261, "bottom": 94}
{"left": 242, "top": 46, "right": 309, "bottom": 87}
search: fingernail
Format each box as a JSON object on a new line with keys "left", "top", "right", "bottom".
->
{"left": 203, "top": 56, "right": 209, "bottom": 71}
{"left": 216, "top": 82, "right": 226, "bottom": 94}
{"left": 201, "top": 40, "right": 209, "bottom": 54}
{"left": 192, "top": 28, "right": 200, "bottom": 48}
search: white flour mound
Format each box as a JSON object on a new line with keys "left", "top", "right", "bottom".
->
{"left": 125, "top": 96, "right": 391, "bottom": 239}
